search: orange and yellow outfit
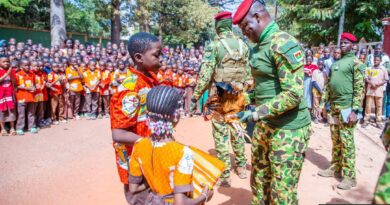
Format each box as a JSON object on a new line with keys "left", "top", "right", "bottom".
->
{"left": 99, "top": 69, "right": 111, "bottom": 116}
{"left": 15, "top": 70, "right": 37, "bottom": 130}
{"left": 83, "top": 69, "right": 101, "bottom": 116}
{"left": 34, "top": 70, "right": 48, "bottom": 125}
{"left": 129, "top": 138, "right": 194, "bottom": 203}
{"left": 110, "top": 67, "right": 158, "bottom": 184}
{"left": 66, "top": 66, "right": 83, "bottom": 117}
{"left": 110, "top": 69, "right": 131, "bottom": 95}
{"left": 48, "top": 71, "right": 65, "bottom": 121}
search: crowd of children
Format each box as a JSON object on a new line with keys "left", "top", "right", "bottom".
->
{"left": 0, "top": 38, "right": 204, "bottom": 136}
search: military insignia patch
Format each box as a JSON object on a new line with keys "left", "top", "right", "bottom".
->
{"left": 121, "top": 92, "right": 139, "bottom": 118}
{"left": 293, "top": 51, "right": 303, "bottom": 62}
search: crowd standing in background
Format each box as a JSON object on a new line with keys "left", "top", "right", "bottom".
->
{"left": 0, "top": 38, "right": 205, "bottom": 136}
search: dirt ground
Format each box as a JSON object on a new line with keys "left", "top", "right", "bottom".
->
{"left": 0, "top": 116, "right": 386, "bottom": 205}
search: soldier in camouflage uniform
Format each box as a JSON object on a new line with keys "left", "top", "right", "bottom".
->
{"left": 232, "top": 0, "right": 311, "bottom": 204}
{"left": 374, "top": 121, "right": 390, "bottom": 204}
{"left": 190, "top": 11, "right": 250, "bottom": 187}
{"left": 317, "top": 32, "right": 365, "bottom": 190}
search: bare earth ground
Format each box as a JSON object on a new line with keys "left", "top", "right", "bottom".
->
{"left": 0, "top": 116, "right": 386, "bottom": 205}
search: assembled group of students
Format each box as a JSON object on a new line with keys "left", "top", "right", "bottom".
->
{"left": 0, "top": 37, "right": 205, "bottom": 136}
{"left": 0, "top": 55, "right": 127, "bottom": 135}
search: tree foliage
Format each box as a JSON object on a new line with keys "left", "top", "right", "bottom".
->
{"left": 277, "top": 0, "right": 390, "bottom": 45}
{"left": 131, "top": 0, "right": 218, "bottom": 45}
{"left": 0, "top": 0, "right": 50, "bottom": 30}
{"left": 0, "top": 0, "right": 31, "bottom": 13}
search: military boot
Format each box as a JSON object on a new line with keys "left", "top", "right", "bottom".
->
{"left": 337, "top": 178, "right": 357, "bottom": 190}
{"left": 236, "top": 166, "right": 247, "bottom": 179}
{"left": 216, "top": 178, "right": 231, "bottom": 187}
{"left": 318, "top": 166, "right": 340, "bottom": 178}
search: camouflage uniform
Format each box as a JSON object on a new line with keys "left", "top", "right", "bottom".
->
{"left": 321, "top": 51, "right": 365, "bottom": 180}
{"left": 374, "top": 121, "right": 390, "bottom": 203}
{"left": 248, "top": 21, "right": 311, "bottom": 205}
{"left": 193, "top": 27, "right": 250, "bottom": 179}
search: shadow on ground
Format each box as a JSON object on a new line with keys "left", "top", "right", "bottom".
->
{"left": 305, "top": 147, "right": 330, "bottom": 170}
{"left": 217, "top": 186, "right": 252, "bottom": 205}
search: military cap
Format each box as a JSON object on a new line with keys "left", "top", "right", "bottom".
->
{"left": 215, "top": 11, "right": 232, "bottom": 20}
{"left": 232, "top": 0, "right": 254, "bottom": 25}
{"left": 232, "top": 0, "right": 267, "bottom": 25}
{"left": 341, "top": 32, "right": 357, "bottom": 43}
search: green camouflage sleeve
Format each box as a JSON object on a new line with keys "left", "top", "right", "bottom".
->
{"left": 243, "top": 45, "right": 252, "bottom": 82}
{"left": 352, "top": 62, "right": 365, "bottom": 110}
{"left": 193, "top": 42, "right": 217, "bottom": 101}
{"left": 320, "top": 80, "right": 330, "bottom": 107}
{"left": 254, "top": 47, "right": 305, "bottom": 119}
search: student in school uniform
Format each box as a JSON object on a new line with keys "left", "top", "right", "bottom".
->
{"left": 98, "top": 62, "right": 111, "bottom": 118}
{"left": 15, "top": 59, "right": 37, "bottom": 135}
{"left": 47, "top": 62, "right": 65, "bottom": 125}
{"left": 83, "top": 59, "right": 101, "bottom": 120}
{"left": 31, "top": 60, "right": 47, "bottom": 129}
{"left": 66, "top": 56, "right": 84, "bottom": 120}
{"left": 0, "top": 55, "right": 17, "bottom": 136}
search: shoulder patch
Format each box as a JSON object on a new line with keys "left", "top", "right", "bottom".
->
{"left": 271, "top": 31, "right": 303, "bottom": 65}
{"left": 121, "top": 92, "right": 139, "bottom": 118}
{"left": 119, "top": 74, "right": 138, "bottom": 92}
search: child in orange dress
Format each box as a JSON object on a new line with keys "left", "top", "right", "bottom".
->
{"left": 128, "top": 86, "right": 214, "bottom": 205}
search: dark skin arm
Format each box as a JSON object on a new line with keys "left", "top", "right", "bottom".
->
{"left": 173, "top": 185, "right": 213, "bottom": 205}
{"left": 129, "top": 182, "right": 148, "bottom": 195}
{"left": 111, "top": 128, "right": 141, "bottom": 146}
{"left": 0, "top": 68, "right": 12, "bottom": 82}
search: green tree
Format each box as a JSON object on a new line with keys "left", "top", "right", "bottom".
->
{"left": 0, "top": 0, "right": 31, "bottom": 13}
{"left": 65, "top": 0, "right": 107, "bottom": 37}
{"left": 132, "top": 0, "right": 218, "bottom": 45}
{"left": 277, "top": 0, "right": 390, "bottom": 45}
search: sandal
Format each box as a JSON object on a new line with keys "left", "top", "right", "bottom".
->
{"left": 1, "top": 129, "right": 8, "bottom": 136}
{"left": 9, "top": 129, "right": 16, "bottom": 136}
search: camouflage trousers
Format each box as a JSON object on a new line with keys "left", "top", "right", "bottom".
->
{"left": 374, "top": 149, "right": 390, "bottom": 204}
{"left": 251, "top": 123, "right": 310, "bottom": 205}
{"left": 329, "top": 120, "right": 357, "bottom": 180}
{"left": 212, "top": 119, "right": 247, "bottom": 179}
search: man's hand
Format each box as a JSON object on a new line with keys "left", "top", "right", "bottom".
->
{"left": 347, "top": 111, "right": 358, "bottom": 126}
{"left": 190, "top": 98, "right": 197, "bottom": 113}
{"left": 236, "top": 110, "right": 258, "bottom": 123}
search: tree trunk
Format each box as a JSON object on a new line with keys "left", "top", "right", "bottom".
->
{"left": 111, "top": 0, "right": 121, "bottom": 45}
{"left": 142, "top": 19, "right": 150, "bottom": 33}
{"left": 50, "top": 0, "right": 67, "bottom": 47}
{"left": 337, "top": 0, "right": 346, "bottom": 47}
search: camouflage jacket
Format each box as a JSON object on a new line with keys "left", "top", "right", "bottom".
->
{"left": 249, "top": 21, "right": 310, "bottom": 129}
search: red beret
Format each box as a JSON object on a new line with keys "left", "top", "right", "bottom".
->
{"left": 232, "top": 0, "right": 254, "bottom": 25}
{"left": 340, "top": 32, "right": 357, "bottom": 43}
{"left": 214, "top": 11, "right": 232, "bottom": 20}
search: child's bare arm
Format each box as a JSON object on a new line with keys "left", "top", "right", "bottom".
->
{"left": 0, "top": 69, "right": 12, "bottom": 82}
{"left": 111, "top": 129, "right": 141, "bottom": 146}
{"left": 129, "top": 182, "right": 148, "bottom": 195}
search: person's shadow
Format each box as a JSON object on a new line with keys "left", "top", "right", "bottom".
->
{"left": 305, "top": 147, "right": 330, "bottom": 170}
{"left": 216, "top": 186, "right": 252, "bottom": 205}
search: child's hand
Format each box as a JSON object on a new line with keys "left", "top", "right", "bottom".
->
{"left": 200, "top": 184, "right": 213, "bottom": 202}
